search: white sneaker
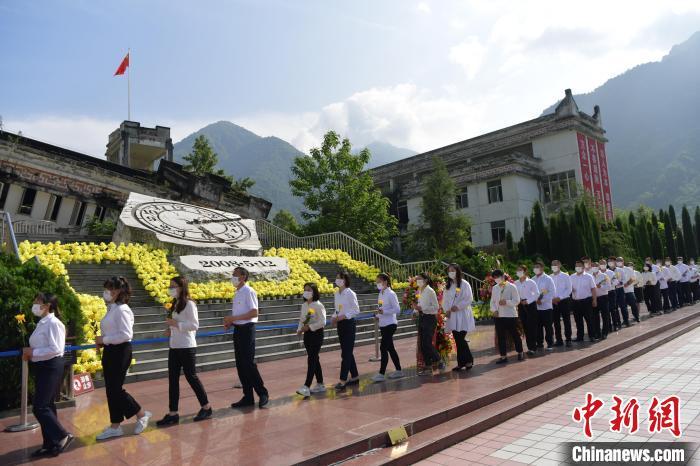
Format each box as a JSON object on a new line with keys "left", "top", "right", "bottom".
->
{"left": 296, "top": 385, "right": 311, "bottom": 397}
{"left": 134, "top": 411, "right": 151, "bottom": 434}
{"left": 388, "top": 370, "right": 405, "bottom": 379}
{"left": 371, "top": 373, "right": 386, "bottom": 383}
{"left": 310, "top": 383, "right": 326, "bottom": 394}
{"left": 96, "top": 426, "right": 124, "bottom": 440}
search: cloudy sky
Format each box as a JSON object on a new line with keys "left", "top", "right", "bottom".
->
{"left": 1, "top": 0, "right": 700, "bottom": 157}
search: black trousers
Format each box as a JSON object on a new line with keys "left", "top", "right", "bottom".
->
{"left": 553, "top": 298, "right": 572, "bottom": 343}
{"left": 518, "top": 302, "right": 539, "bottom": 351}
{"left": 168, "top": 348, "right": 209, "bottom": 412}
{"left": 643, "top": 285, "right": 657, "bottom": 313}
{"left": 494, "top": 317, "right": 523, "bottom": 357}
{"left": 692, "top": 282, "right": 700, "bottom": 301}
{"left": 337, "top": 318, "right": 359, "bottom": 380}
{"left": 33, "top": 357, "right": 69, "bottom": 448}
{"left": 625, "top": 292, "right": 640, "bottom": 321}
{"left": 661, "top": 287, "right": 671, "bottom": 310}
{"left": 233, "top": 323, "right": 268, "bottom": 400}
{"left": 616, "top": 288, "right": 629, "bottom": 325}
{"left": 536, "top": 309, "right": 554, "bottom": 347}
{"left": 681, "top": 282, "right": 692, "bottom": 305}
{"left": 103, "top": 343, "right": 141, "bottom": 424}
{"left": 597, "top": 295, "right": 611, "bottom": 337}
{"left": 609, "top": 290, "right": 621, "bottom": 328}
{"left": 303, "top": 328, "right": 324, "bottom": 387}
{"left": 380, "top": 324, "right": 401, "bottom": 374}
{"left": 634, "top": 288, "right": 644, "bottom": 304}
{"left": 451, "top": 330, "right": 473, "bottom": 367}
{"left": 590, "top": 301, "right": 601, "bottom": 339}
{"left": 572, "top": 297, "right": 594, "bottom": 340}
{"left": 669, "top": 281, "right": 680, "bottom": 309}
{"left": 418, "top": 313, "right": 441, "bottom": 366}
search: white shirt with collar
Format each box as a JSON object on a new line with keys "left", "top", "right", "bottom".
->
{"left": 490, "top": 281, "right": 520, "bottom": 318}
{"left": 593, "top": 269, "right": 611, "bottom": 295}
{"left": 622, "top": 266, "right": 637, "bottom": 293}
{"left": 169, "top": 300, "right": 199, "bottom": 349}
{"left": 634, "top": 270, "right": 644, "bottom": 288}
{"left": 551, "top": 271, "right": 572, "bottom": 300}
{"left": 668, "top": 264, "right": 682, "bottom": 281}
{"left": 29, "top": 313, "right": 65, "bottom": 362}
{"left": 571, "top": 272, "right": 596, "bottom": 300}
{"left": 515, "top": 277, "right": 539, "bottom": 304}
{"left": 677, "top": 262, "right": 691, "bottom": 283}
{"left": 657, "top": 265, "right": 668, "bottom": 289}
{"left": 231, "top": 284, "right": 259, "bottom": 325}
{"left": 691, "top": 264, "right": 699, "bottom": 283}
{"left": 605, "top": 268, "right": 618, "bottom": 291}
{"left": 377, "top": 287, "right": 400, "bottom": 327}
{"left": 533, "top": 273, "right": 556, "bottom": 310}
{"left": 334, "top": 287, "right": 360, "bottom": 319}
{"left": 416, "top": 285, "right": 439, "bottom": 315}
{"left": 101, "top": 302, "right": 134, "bottom": 345}
{"left": 641, "top": 270, "right": 657, "bottom": 286}
{"left": 298, "top": 301, "right": 327, "bottom": 332}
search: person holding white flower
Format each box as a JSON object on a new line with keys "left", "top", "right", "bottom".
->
{"left": 444, "top": 264, "right": 475, "bottom": 371}
{"left": 156, "top": 276, "right": 212, "bottom": 426}
{"left": 296, "top": 283, "right": 327, "bottom": 397}
{"left": 413, "top": 272, "right": 443, "bottom": 375}
{"left": 333, "top": 271, "right": 360, "bottom": 389}
{"left": 372, "top": 273, "right": 403, "bottom": 382}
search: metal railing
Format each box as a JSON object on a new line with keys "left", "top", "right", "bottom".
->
{"left": 12, "top": 219, "right": 57, "bottom": 236}
{"left": 1, "top": 211, "right": 21, "bottom": 258}
{"left": 255, "top": 219, "right": 484, "bottom": 292}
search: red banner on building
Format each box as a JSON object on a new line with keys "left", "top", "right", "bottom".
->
{"left": 577, "top": 133, "right": 593, "bottom": 193}
{"left": 597, "top": 141, "right": 614, "bottom": 220}
{"left": 587, "top": 136, "right": 603, "bottom": 209}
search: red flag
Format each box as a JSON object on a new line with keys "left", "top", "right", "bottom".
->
{"left": 114, "top": 52, "right": 129, "bottom": 76}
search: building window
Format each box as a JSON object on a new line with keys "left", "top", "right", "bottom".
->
{"left": 491, "top": 220, "right": 506, "bottom": 244}
{"left": 18, "top": 188, "right": 37, "bottom": 215}
{"left": 0, "top": 182, "right": 9, "bottom": 210}
{"left": 397, "top": 200, "right": 409, "bottom": 225}
{"left": 543, "top": 170, "right": 577, "bottom": 203}
{"left": 45, "top": 195, "right": 63, "bottom": 221}
{"left": 94, "top": 205, "right": 108, "bottom": 221}
{"left": 70, "top": 201, "right": 87, "bottom": 226}
{"left": 487, "top": 179, "right": 503, "bottom": 203}
{"left": 455, "top": 189, "right": 469, "bottom": 209}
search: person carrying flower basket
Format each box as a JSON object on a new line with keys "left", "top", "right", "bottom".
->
{"left": 412, "top": 272, "right": 444, "bottom": 375}
{"left": 295, "top": 283, "right": 327, "bottom": 397}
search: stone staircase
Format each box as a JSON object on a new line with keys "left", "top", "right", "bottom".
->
{"left": 66, "top": 263, "right": 417, "bottom": 383}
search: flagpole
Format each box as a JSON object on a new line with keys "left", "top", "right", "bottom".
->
{"left": 127, "top": 48, "right": 131, "bottom": 121}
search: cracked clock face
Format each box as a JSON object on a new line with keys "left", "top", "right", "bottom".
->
{"left": 132, "top": 201, "right": 251, "bottom": 244}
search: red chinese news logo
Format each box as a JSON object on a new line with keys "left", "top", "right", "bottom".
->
{"left": 572, "top": 393, "right": 681, "bottom": 438}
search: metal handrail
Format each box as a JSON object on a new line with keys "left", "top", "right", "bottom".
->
{"left": 12, "top": 219, "right": 56, "bottom": 236}
{"left": 1, "top": 211, "right": 21, "bottom": 258}
{"left": 255, "top": 219, "right": 484, "bottom": 290}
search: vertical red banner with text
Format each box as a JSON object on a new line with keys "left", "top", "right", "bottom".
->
{"left": 587, "top": 136, "right": 603, "bottom": 210}
{"left": 577, "top": 133, "right": 593, "bottom": 194}
{"left": 597, "top": 141, "right": 614, "bottom": 220}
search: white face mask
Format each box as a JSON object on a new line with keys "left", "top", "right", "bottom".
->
{"left": 103, "top": 290, "right": 114, "bottom": 302}
{"left": 665, "top": 261, "right": 671, "bottom": 266}
{"left": 575, "top": 266, "right": 583, "bottom": 273}
{"left": 551, "top": 265, "right": 559, "bottom": 273}
{"left": 302, "top": 291, "right": 313, "bottom": 301}
{"left": 494, "top": 277, "right": 503, "bottom": 284}
{"left": 31, "top": 304, "right": 43, "bottom": 317}
{"left": 616, "top": 262, "right": 623, "bottom": 267}
{"left": 168, "top": 287, "right": 179, "bottom": 298}
{"left": 533, "top": 267, "right": 542, "bottom": 275}
{"left": 678, "top": 260, "right": 683, "bottom": 265}
{"left": 599, "top": 265, "right": 607, "bottom": 271}
{"left": 643, "top": 266, "right": 650, "bottom": 271}
{"left": 335, "top": 278, "right": 345, "bottom": 288}
{"left": 376, "top": 283, "right": 384, "bottom": 291}
{"left": 231, "top": 276, "right": 240, "bottom": 286}
{"left": 516, "top": 271, "right": 524, "bottom": 278}
{"left": 448, "top": 271, "right": 456, "bottom": 279}
{"left": 416, "top": 279, "right": 425, "bottom": 288}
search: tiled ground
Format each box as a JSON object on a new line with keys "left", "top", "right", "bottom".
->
{"left": 422, "top": 325, "right": 700, "bottom": 465}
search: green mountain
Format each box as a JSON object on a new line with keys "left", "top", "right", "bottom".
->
{"left": 364, "top": 141, "right": 417, "bottom": 168}
{"left": 543, "top": 31, "right": 700, "bottom": 210}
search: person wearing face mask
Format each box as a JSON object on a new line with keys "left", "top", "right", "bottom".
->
{"left": 225, "top": 267, "right": 269, "bottom": 409}
{"left": 96, "top": 277, "right": 151, "bottom": 440}
{"left": 550, "top": 260, "right": 573, "bottom": 347}
{"left": 332, "top": 271, "right": 361, "bottom": 388}
{"left": 676, "top": 257, "right": 692, "bottom": 306}
{"left": 532, "top": 262, "right": 556, "bottom": 352}
{"left": 658, "top": 259, "right": 671, "bottom": 312}
{"left": 665, "top": 256, "right": 681, "bottom": 310}
{"left": 413, "top": 272, "right": 443, "bottom": 375}
{"left": 689, "top": 258, "right": 699, "bottom": 303}
{"left": 624, "top": 261, "right": 641, "bottom": 323}
{"left": 514, "top": 265, "right": 540, "bottom": 356}
{"left": 444, "top": 264, "right": 475, "bottom": 371}
{"left": 582, "top": 257, "right": 593, "bottom": 274}
{"left": 570, "top": 259, "right": 597, "bottom": 342}
{"left": 606, "top": 257, "right": 622, "bottom": 330}
{"left": 156, "top": 277, "right": 211, "bottom": 426}
{"left": 633, "top": 265, "right": 644, "bottom": 306}
{"left": 647, "top": 257, "right": 663, "bottom": 313}
{"left": 641, "top": 262, "right": 660, "bottom": 315}
{"left": 490, "top": 269, "right": 524, "bottom": 363}
{"left": 296, "top": 283, "right": 327, "bottom": 397}
{"left": 596, "top": 260, "right": 612, "bottom": 339}
{"left": 371, "top": 273, "right": 404, "bottom": 382}
{"left": 23, "top": 293, "right": 73, "bottom": 457}
{"left": 614, "top": 256, "right": 636, "bottom": 326}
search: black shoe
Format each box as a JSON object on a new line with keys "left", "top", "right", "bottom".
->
{"left": 231, "top": 398, "right": 255, "bottom": 409}
{"left": 496, "top": 357, "right": 508, "bottom": 364}
{"left": 517, "top": 353, "right": 524, "bottom": 361}
{"left": 574, "top": 337, "right": 584, "bottom": 342}
{"left": 465, "top": 363, "right": 474, "bottom": 370}
{"left": 452, "top": 366, "right": 463, "bottom": 372}
{"left": 526, "top": 350, "right": 535, "bottom": 356}
{"left": 565, "top": 341, "right": 572, "bottom": 347}
{"left": 554, "top": 341, "right": 564, "bottom": 347}
{"left": 31, "top": 447, "right": 51, "bottom": 458}
{"left": 59, "top": 434, "right": 74, "bottom": 453}
{"left": 635, "top": 318, "right": 640, "bottom": 323}
{"left": 624, "top": 322, "right": 631, "bottom": 327}
{"left": 193, "top": 407, "right": 212, "bottom": 422}
{"left": 156, "top": 413, "right": 180, "bottom": 426}
{"left": 346, "top": 377, "right": 360, "bottom": 386}
{"left": 334, "top": 381, "right": 347, "bottom": 390}
{"left": 589, "top": 338, "right": 596, "bottom": 343}
{"left": 258, "top": 393, "right": 269, "bottom": 409}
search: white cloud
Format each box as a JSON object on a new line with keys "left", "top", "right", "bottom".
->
{"left": 417, "top": 2, "right": 431, "bottom": 14}
{"left": 448, "top": 36, "right": 487, "bottom": 78}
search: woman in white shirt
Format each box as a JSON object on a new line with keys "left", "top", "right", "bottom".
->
{"left": 444, "top": 264, "right": 475, "bottom": 371}
{"left": 641, "top": 263, "right": 660, "bottom": 315}
{"left": 296, "top": 282, "right": 327, "bottom": 397}
{"left": 332, "top": 272, "right": 360, "bottom": 389}
{"left": 412, "top": 273, "right": 443, "bottom": 375}
{"left": 23, "top": 293, "right": 73, "bottom": 457}
{"left": 156, "top": 276, "right": 212, "bottom": 426}
{"left": 371, "top": 273, "right": 403, "bottom": 383}
{"left": 96, "top": 277, "right": 151, "bottom": 440}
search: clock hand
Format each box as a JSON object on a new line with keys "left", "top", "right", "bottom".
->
{"left": 186, "top": 216, "right": 239, "bottom": 225}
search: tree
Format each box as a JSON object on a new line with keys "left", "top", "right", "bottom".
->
{"left": 183, "top": 135, "right": 255, "bottom": 194}
{"left": 677, "top": 227, "right": 687, "bottom": 259}
{"left": 681, "top": 205, "right": 697, "bottom": 258}
{"left": 404, "top": 156, "right": 472, "bottom": 259}
{"left": 695, "top": 207, "right": 700, "bottom": 257}
{"left": 668, "top": 205, "right": 678, "bottom": 232}
{"left": 289, "top": 131, "right": 398, "bottom": 251}
{"left": 522, "top": 217, "right": 532, "bottom": 256}
{"left": 272, "top": 209, "right": 301, "bottom": 235}
{"left": 662, "top": 210, "right": 677, "bottom": 259}
{"left": 531, "top": 202, "right": 549, "bottom": 257}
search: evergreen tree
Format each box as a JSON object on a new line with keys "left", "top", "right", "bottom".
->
{"left": 650, "top": 221, "right": 664, "bottom": 259}
{"left": 548, "top": 214, "right": 560, "bottom": 261}
{"left": 628, "top": 212, "right": 638, "bottom": 253}
{"left": 662, "top": 211, "right": 677, "bottom": 259}
{"left": 272, "top": 209, "right": 301, "bottom": 235}
{"left": 573, "top": 204, "right": 587, "bottom": 260}
{"left": 677, "top": 227, "right": 687, "bottom": 259}
{"left": 531, "top": 202, "right": 548, "bottom": 257}
{"left": 506, "top": 230, "right": 514, "bottom": 257}
{"left": 681, "top": 205, "right": 697, "bottom": 258}
{"left": 183, "top": 134, "right": 254, "bottom": 193}
{"left": 637, "top": 217, "right": 651, "bottom": 258}
{"left": 668, "top": 205, "right": 678, "bottom": 232}
{"left": 614, "top": 216, "right": 624, "bottom": 232}
{"left": 523, "top": 217, "right": 532, "bottom": 256}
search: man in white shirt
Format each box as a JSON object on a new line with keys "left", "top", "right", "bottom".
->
{"left": 224, "top": 267, "right": 269, "bottom": 409}
{"left": 490, "top": 269, "right": 524, "bottom": 363}
{"left": 665, "top": 256, "right": 681, "bottom": 310}
{"left": 570, "top": 259, "right": 597, "bottom": 342}
{"left": 551, "top": 259, "right": 573, "bottom": 347}
{"left": 533, "top": 261, "right": 556, "bottom": 352}
{"left": 690, "top": 258, "right": 699, "bottom": 303}
{"left": 624, "top": 261, "right": 640, "bottom": 323}
{"left": 677, "top": 256, "right": 692, "bottom": 306}
{"left": 645, "top": 257, "right": 663, "bottom": 313}
{"left": 614, "top": 256, "right": 634, "bottom": 326}
{"left": 514, "top": 265, "right": 540, "bottom": 356}
{"left": 593, "top": 260, "right": 611, "bottom": 339}
{"left": 606, "top": 257, "right": 622, "bottom": 331}
{"left": 657, "top": 259, "right": 671, "bottom": 312}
